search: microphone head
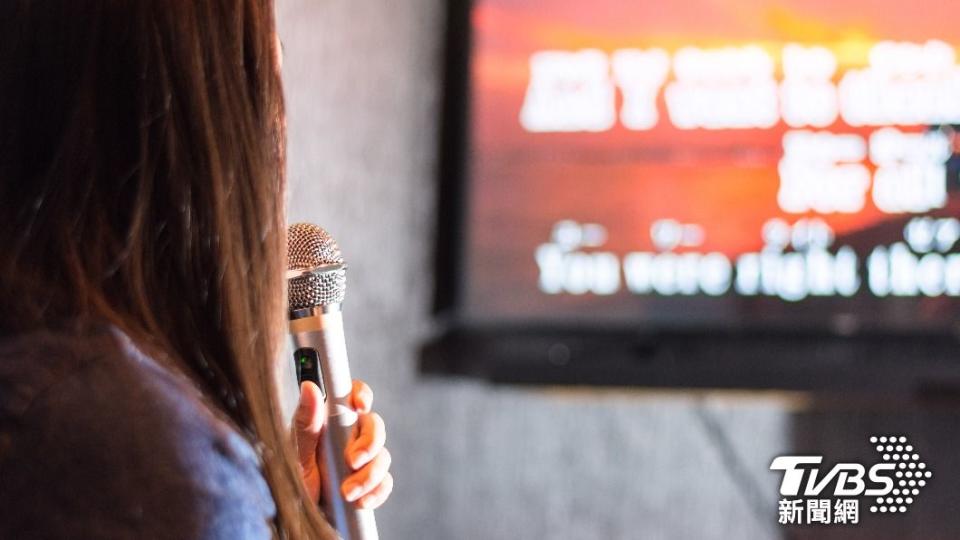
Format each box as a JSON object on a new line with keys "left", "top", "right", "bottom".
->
{"left": 287, "top": 223, "right": 346, "bottom": 309}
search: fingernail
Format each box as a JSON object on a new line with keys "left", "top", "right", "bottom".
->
{"left": 352, "top": 451, "right": 368, "bottom": 467}
{"left": 345, "top": 483, "right": 361, "bottom": 501}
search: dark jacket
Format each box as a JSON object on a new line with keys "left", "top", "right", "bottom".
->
{"left": 0, "top": 324, "right": 276, "bottom": 539}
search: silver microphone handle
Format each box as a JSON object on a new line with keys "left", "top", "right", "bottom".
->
{"left": 290, "top": 308, "right": 379, "bottom": 540}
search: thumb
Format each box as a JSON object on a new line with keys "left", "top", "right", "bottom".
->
{"left": 293, "top": 381, "right": 327, "bottom": 468}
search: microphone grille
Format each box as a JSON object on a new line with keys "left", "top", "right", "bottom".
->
{"left": 287, "top": 223, "right": 346, "bottom": 309}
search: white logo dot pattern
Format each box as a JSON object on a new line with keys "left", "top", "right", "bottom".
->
{"left": 867, "top": 435, "right": 931, "bottom": 513}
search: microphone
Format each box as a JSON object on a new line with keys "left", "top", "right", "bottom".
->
{"left": 286, "top": 222, "right": 379, "bottom": 540}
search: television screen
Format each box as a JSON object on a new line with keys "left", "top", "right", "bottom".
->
{"left": 456, "top": 0, "right": 960, "bottom": 335}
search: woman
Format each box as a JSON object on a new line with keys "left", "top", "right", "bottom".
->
{"left": 0, "top": 1, "right": 391, "bottom": 538}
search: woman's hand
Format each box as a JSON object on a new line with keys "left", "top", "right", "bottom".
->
{"left": 293, "top": 379, "right": 393, "bottom": 510}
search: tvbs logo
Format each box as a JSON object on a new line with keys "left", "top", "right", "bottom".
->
{"left": 771, "top": 435, "right": 932, "bottom": 517}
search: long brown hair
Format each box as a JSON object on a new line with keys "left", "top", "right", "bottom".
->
{"left": 0, "top": 1, "right": 333, "bottom": 537}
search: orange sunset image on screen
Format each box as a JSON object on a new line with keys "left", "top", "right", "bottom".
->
{"left": 463, "top": 0, "right": 960, "bottom": 327}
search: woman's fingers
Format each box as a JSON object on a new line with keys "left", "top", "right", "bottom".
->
{"left": 357, "top": 472, "right": 393, "bottom": 510}
{"left": 341, "top": 448, "right": 392, "bottom": 503}
{"left": 345, "top": 412, "right": 386, "bottom": 469}
{"left": 349, "top": 379, "right": 373, "bottom": 413}
{"left": 293, "top": 381, "right": 327, "bottom": 468}
{"left": 342, "top": 383, "right": 391, "bottom": 507}
{"left": 293, "top": 378, "right": 389, "bottom": 507}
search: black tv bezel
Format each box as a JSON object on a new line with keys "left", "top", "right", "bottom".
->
{"left": 423, "top": 0, "right": 960, "bottom": 396}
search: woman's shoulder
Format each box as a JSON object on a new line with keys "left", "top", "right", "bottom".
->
{"left": 0, "top": 324, "right": 276, "bottom": 539}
